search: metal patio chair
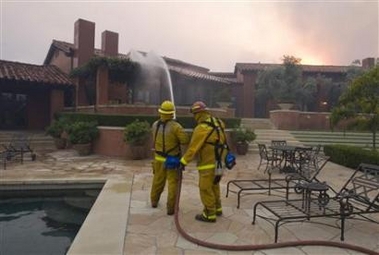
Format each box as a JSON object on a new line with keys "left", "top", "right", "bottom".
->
{"left": 252, "top": 163, "right": 379, "bottom": 243}
{"left": 2, "top": 133, "right": 37, "bottom": 164}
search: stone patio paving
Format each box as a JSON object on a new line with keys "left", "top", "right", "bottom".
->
{"left": 1, "top": 149, "right": 379, "bottom": 255}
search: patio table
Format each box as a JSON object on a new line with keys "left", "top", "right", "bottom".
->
{"left": 269, "top": 145, "right": 312, "bottom": 173}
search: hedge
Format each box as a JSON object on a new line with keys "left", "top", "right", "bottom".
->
{"left": 57, "top": 112, "right": 241, "bottom": 129}
{"left": 324, "top": 144, "right": 379, "bottom": 169}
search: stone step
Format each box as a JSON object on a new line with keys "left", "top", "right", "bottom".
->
{"left": 247, "top": 129, "right": 303, "bottom": 153}
{"left": 290, "top": 130, "right": 378, "bottom": 149}
{"left": 241, "top": 118, "right": 275, "bottom": 130}
{"left": 0, "top": 130, "right": 55, "bottom": 152}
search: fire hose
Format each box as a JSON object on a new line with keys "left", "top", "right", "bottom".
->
{"left": 173, "top": 170, "right": 378, "bottom": 255}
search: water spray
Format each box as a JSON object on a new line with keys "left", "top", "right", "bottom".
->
{"left": 129, "top": 50, "right": 176, "bottom": 119}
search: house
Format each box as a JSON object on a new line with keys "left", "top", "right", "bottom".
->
{"left": 234, "top": 58, "right": 376, "bottom": 118}
{"left": 1, "top": 18, "right": 377, "bottom": 130}
{"left": 0, "top": 60, "right": 74, "bottom": 129}
{"left": 43, "top": 19, "right": 240, "bottom": 113}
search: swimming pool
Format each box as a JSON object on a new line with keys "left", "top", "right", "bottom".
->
{"left": 0, "top": 182, "right": 103, "bottom": 255}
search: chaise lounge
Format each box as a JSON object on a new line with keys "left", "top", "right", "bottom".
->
{"left": 226, "top": 147, "right": 329, "bottom": 208}
{"left": 252, "top": 163, "right": 379, "bottom": 243}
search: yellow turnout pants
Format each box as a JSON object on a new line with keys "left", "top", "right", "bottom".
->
{"left": 198, "top": 168, "right": 222, "bottom": 219}
{"left": 150, "top": 160, "right": 178, "bottom": 213}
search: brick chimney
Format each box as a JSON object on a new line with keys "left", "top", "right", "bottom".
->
{"left": 101, "top": 30, "right": 119, "bottom": 56}
{"left": 362, "top": 57, "right": 375, "bottom": 69}
{"left": 73, "top": 19, "right": 95, "bottom": 68}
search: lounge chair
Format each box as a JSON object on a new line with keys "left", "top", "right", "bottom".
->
{"left": 252, "top": 163, "right": 379, "bottom": 242}
{"left": 226, "top": 152, "right": 329, "bottom": 208}
{"left": 2, "top": 133, "right": 36, "bottom": 165}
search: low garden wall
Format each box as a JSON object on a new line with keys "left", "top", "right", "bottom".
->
{"left": 93, "top": 126, "right": 236, "bottom": 159}
{"left": 270, "top": 110, "right": 352, "bottom": 131}
{"left": 65, "top": 104, "right": 235, "bottom": 118}
{"left": 92, "top": 126, "right": 153, "bottom": 159}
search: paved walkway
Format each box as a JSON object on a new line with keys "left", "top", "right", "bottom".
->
{"left": 1, "top": 149, "right": 379, "bottom": 255}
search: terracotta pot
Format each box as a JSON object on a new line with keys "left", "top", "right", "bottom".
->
{"left": 53, "top": 137, "right": 67, "bottom": 149}
{"left": 278, "top": 103, "right": 294, "bottom": 110}
{"left": 236, "top": 142, "right": 249, "bottom": 155}
{"left": 73, "top": 143, "right": 92, "bottom": 156}
{"left": 129, "top": 145, "right": 147, "bottom": 160}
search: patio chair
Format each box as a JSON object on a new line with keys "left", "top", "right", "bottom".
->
{"left": 252, "top": 163, "right": 379, "bottom": 243}
{"left": 257, "top": 143, "right": 281, "bottom": 173}
{"left": 270, "top": 140, "right": 287, "bottom": 166}
{"left": 271, "top": 140, "right": 287, "bottom": 147}
{"left": 2, "top": 133, "right": 37, "bottom": 164}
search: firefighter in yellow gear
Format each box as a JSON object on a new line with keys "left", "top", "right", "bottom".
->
{"left": 150, "top": 100, "right": 189, "bottom": 215}
{"left": 180, "top": 101, "right": 227, "bottom": 223}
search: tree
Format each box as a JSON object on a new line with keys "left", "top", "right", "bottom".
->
{"left": 255, "top": 55, "right": 318, "bottom": 111}
{"left": 298, "top": 77, "right": 317, "bottom": 111}
{"left": 255, "top": 67, "right": 284, "bottom": 101}
{"left": 278, "top": 55, "right": 303, "bottom": 103}
{"left": 331, "top": 66, "right": 379, "bottom": 148}
{"left": 351, "top": 59, "right": 361, "bottom": 66}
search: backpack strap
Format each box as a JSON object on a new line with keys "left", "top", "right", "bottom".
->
{"left": 201, "top": 117, "right": 230, "bottom": 168}
{"left": 154, "top": 119, "right": 180, "bottom": 157}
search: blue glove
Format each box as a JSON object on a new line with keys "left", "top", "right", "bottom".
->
{"left": 165, "top": 156, "right": 180, "bottom": 169}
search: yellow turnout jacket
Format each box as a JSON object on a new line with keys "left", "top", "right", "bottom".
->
{"left": 152, "top": 116, "right": 189, "bottom": 162}
{"left": 180, "top": 112, "right": 227, "bottom": 170}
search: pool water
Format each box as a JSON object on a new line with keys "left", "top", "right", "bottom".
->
{"left": 0, "top": 189, "right": 100, "bottom": 255}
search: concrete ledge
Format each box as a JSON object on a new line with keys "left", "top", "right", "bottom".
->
{"left": 0, "top": 178, "right": 132, "bottom": 255}
{"left": 67, "top": 178, "right": 132, "bottom": 255}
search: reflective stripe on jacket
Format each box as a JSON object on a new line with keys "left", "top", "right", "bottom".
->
{"left": 180, "top": 112, "right": 226, "bottom": 170}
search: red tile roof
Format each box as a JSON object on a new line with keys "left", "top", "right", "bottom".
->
{"left": 0, "top": 60, "right": 74, "bottom": 87}
{"left": 168, "top": 65, "right": 234, "bottom": 84}
{"left": 45, "top": 40, "right": 235, "bottom": 85}
{"left": 235, "top": 63, "right": 352, "bottom": 73}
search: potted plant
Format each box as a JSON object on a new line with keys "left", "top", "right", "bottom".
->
{"left": 46, "top": 118, "right": 69, "bottom": 149}
{"left": 123, "top": 119, "right": 151, "bottom": 159}
{"left": 213, "top": 87, "right": 232, "bottom": 108}
{"left": 67, "top": 121, "right": 99, "bottom": 156}
{"left": 230, "top": 126, "right": 256, "bottom": 155}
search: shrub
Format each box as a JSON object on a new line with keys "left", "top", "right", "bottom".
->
{"left": 123, "top": 119, "right": 151, "bottom": 146}
{"left": 230, "top": 126, "right": 256, "bottom": 144}
{"left": 57, "top": 112, "right": 241, "bottom": 129}
{"left": 324, "top": 144, "right": 379, "bottom": 169}
{"left": 67, "top": 121, "right": 99, "bottom": 144}
{"left": 46, "top": 118, "right": 69, "bottom": 138}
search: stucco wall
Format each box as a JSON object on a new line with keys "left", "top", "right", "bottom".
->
{"left": 270, "top": 110, "right": 352, "bottom": 131}
{"left": 92, "top": 126, "right": 236, "bottom": 159}
{"left": 92, "top": 126, "right": 153, "bottom": 159}
{"left": 68, "top": 104, "right": 235, "bottom": 118}
{"left": 49, "top": 50, "right": 72, "bottom": 74}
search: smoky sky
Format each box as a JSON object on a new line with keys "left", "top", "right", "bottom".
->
{"left": 1, "top": 1, "right": 378, "bottom": 72}
{"left": 278, "top": 1, "right": 378, "bottom": 65}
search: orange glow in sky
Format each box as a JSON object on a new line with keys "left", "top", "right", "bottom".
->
{"left": 300, "top": 55, "right": 325, "bottom": 66}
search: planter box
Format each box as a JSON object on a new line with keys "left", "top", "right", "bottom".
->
{"left": 92, "top": 126, "right": 236, "bottom": 159}
{"left": 92, "top": 126, "right": 153, "bottom": 159}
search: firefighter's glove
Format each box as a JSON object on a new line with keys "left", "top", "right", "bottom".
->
{"left": 165, "top": 156, "right": 180, "bottom": 170}
{"left": 178, "top": 163, "right": 186, "bottom": 172}
{"left": 213, "top": 175, "right": 222, "bottom": 185}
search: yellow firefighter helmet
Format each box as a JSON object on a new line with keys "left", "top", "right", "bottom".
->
{"left": 158, "top": 100, "right": 175, "bottom": 114}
